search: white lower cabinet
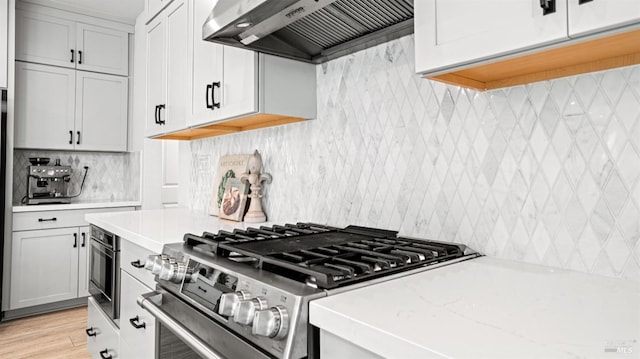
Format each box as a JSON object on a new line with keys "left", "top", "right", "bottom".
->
{"left": 10, "top": 227, "right": 83, "bottom": 308}
{"left": 10, "top": 207, "right": 134, "bottom": 310}
{"left": 119, "top": 270, "right": 156, "bottom": 358}
{"left": 87, "top": 297, "right": 120, "bottom": 359}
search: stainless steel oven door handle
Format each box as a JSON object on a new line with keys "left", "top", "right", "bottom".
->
{"left": 137, "top": 292, "right": 227, "bottom": 359}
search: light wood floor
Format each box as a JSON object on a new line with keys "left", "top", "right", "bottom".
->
{"left": 0, "top": 306, "right": 91, "bottom": 359}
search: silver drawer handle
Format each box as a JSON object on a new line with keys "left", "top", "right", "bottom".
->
{"left": 137, "top": 292, "right": 226, "bottom": 359}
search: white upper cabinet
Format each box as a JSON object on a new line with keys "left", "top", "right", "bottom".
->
{"left": 1, "top": 0, "right": 8, "bottom": 88}
{"left": 15, "top": 10, "right": 75, "bottom": 69}
{"left": 16, "top": 8, "right": 129, "bottom": 76}
{"left": 15, "top": 62, "right": 128, "bottom": 151}
{"left": 14, "top": 62, "right": 75, "bottom": 150}
{"left": 415, "top": 0, "right": 568, "bottom": 75}
{"left": 75, "top": 71, "right": 128, "bottom": 151}
{"left": 568, "top": 0, "right": 640, "bottom": 37}
{"left": 187, "top": 0, "right": 222, "bottom": 125}
{"left": 76, "top": 23, "right": 129, "bottom": 76}
{"left": 145, "top": 0, "right": 187, "bottom": 137}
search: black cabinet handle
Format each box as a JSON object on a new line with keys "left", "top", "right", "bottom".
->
{"left": 73, "top": 233, "right": 77, "bottom": 248}
{"left": 578, "top": 0, "right": 593, "bottom": 4}
{"left": 77, "top": 131, "right": 81, "bottom": 145}
{"left": 154, "top": 105, "right": 159, "bottom": 124}
{"left": 81, "top": 232, "right": 86, "bottom": 247}
{"left": 198, "top": 286, "right": 207, "bottom": 293}
{"left": 85, "top": 327, "right": 97, "bottom": 337}
{"left": 540, "top": 0, "right": 556, "bottom": 15}
{"left": 69, "top": 130, "right": 73, "bottom": 144}
{"left": 78, "top": 50, "right": 83, "bottom": 64}
{"left": 131, "top": 259, "right": 145, "bottom": 268}
{"left": 206, "top": 83, "right": 213, "bottom": 109}
{"left": 99, "top": 349, "right": 112, "bottom": 359}
{"left": 129, "top": 316, "right": 146, "bottom": 329}
{"left": 70, "top": 49, "right": 75, "bottom": 63}
{"left": 38, "top": 217, "right": 57, "bottom": 222}
{"left": 158, "top": 104, "right": 166, "bottom": 125}
{"left": 211, "top": 82, "right": 221, "bottom": 110}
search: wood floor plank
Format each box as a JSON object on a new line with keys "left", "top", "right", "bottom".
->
{"left": 0, "top": 306, "right": 90, "bottom": 359}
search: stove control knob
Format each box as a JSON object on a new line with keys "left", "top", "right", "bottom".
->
{"left": 145, "top": 255, "right": 168, "bottom": 275}
{"left": 218, "top": 291, "right": 250, "bottom": 317}
{"left": 252, "top": 306, "right": 289, "bottom": 340}
{"left": 234, "top": 297, "right": 267, "bottom": 325}
{"left": 158, "top": 260, "right": 187, "bottom": 283}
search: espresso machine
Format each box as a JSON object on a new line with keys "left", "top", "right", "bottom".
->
{"left": 26, "top": 158, "right": 72, "bottom": 205}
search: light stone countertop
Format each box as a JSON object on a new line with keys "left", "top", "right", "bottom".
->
{"left": 13, "top": 200, "right": 141, "bottom": 212}
{"left": 85, "top": 207, "right": 269, "bottom": 253}
{"left": 310, "top": 256, "right": 640, "bottom": 359}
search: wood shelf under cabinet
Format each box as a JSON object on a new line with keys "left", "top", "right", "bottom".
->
{"left": 426, "top": 28, "right": 640, "bottom": 91}
{"left": 152, "top": 113, "right": 305, "bottom": 140}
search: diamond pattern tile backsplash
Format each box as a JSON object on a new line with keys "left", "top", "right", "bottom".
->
{"left": 13, "top": 150, "right": 140, "bottom": 203}
{"left": 189, "top": 34, "right": 640, "bottom": 281}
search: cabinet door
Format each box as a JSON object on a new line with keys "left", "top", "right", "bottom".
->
{"left": 10, "top": 228, "right": 79, "bottom": 309}
{"left": 415, "top": 0, "right": 569, "bottom": 75}
{"left": 145, "top": 16, "right": 165, "bottom": 136}
{"left": 217, "top": 46, "right": 257, "bottom": 121}
{"left": 187, "top": 0, "right": 223, "bottom": 127}
{"left": 15, "top": 10, "right": 76, "bottom": 69}
{"left": 87, "top": 297, "right": 120, "bottom": 359}
{"left": 568, "top": 0, "right": 640, "bottom": 37}
{"left": 77, "top": 226, "right": 90, "bottom": 298}
{"left": 14, "top": 62, "right": 76, "bottom": 150}
{"left": 75, "top": 71, "right": 128, "bottom": 151}
{"left": 119, "top": 271, "right": 156, "bottom": 359}
{"left": 164, "top": 0, "right": 188, "bottom": 133}
{"left": 76, "top": 23, "right": 129, "bottom": 76}
{"left": 0, "top": 0, "right": 7, "bottom": 88}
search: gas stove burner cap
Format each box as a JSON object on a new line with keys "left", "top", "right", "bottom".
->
{"left": 29, "top": 157, "right": 50, "bottom": 166}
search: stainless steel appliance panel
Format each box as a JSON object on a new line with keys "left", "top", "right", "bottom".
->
{"left": 88, "top": 225, "right": 120, "bottom": 326}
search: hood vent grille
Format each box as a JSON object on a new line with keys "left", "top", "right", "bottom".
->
{"left": 204, "top": 0, "right": 414, "bottom": 64}
{"left": 288, "top": 0, "right": 413, "bottom": 49}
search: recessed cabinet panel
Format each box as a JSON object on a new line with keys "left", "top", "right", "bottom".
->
{"left": 164, "top": 0, "right": 188, "bottom": 133}
{"left": 188, "top": 0, "right": 223, "bottom": 126}
{"left": 75, "top": 71, "right": 128, "bottom": 151}
{"left": 415, "top": 0, "right": 568, "bottom": 75}
{"left": 145, "top": 17, "right": 165, "bottom": 136}
{"left": 15, "top": 10, "right": 76, "bottom": 69}
{"left": 568, "top": 0, "right": 640, "bottom": 37}
{"left": 10, "top": 228, "right": 80, "bottom": 309}
{"left": 76, "top": 23, "right": 129, "bottom": 76}
{"left": 120, "top": 271, "right": 156, "bottom": 359}
{"left": 14, "top": 62, "right": 76, "bottom": 150}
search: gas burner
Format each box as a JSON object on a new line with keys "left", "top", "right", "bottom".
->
{"left": 183, "top": 223, "right": 470, "bottom": 290}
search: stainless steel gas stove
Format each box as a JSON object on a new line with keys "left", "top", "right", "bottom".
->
{"left": 138, "top": 223, "right": 480, "bottom": 359}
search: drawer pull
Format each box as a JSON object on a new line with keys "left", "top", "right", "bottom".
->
{"left": 85, "top": 327, "right": 97, "bottom": 337}
{"left": 129, "top": 316, "right": 146, "bottom": 329}
{"left": 198, "top": 286, "right": 207, "bottom": 293}
{"left": 38, "top": 217, "right": 57, "bottom": 222}
{"left": 99, "top": 349, "right": 112, "bottom": 359}
{"left": 131, "top": 259, "right": 145, "bottom": 268}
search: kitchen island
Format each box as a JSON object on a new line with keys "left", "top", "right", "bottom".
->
{"left": 310, "top": 256, "right": 640, "bottom": 359}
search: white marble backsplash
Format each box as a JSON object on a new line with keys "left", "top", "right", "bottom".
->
{"left": 189, "top": 34, "right": 640, "bottom": 281}
{"left": 13, "top": 150, "right": 141, "bottom": 204}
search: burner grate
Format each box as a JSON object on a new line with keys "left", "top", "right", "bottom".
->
{"left": 183, "top": 223, "right": 468, "bottom": 289}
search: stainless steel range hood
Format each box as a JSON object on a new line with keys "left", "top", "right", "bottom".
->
{"left": 203, "top": 0, "right": 414, "bottom": 64}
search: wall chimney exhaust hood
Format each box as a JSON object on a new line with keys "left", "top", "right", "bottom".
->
{"left": 203, "top": 0, "right": 414, "bottom": 64}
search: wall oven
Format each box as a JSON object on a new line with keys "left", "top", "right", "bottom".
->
{"left": 88, "top": 225, "right": 120, "bottom": 325}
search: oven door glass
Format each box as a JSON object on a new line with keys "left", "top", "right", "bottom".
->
{"left": 89, "top": 239, "right": 113, "bottom": 300}
{"left": 158, "top": 324, "right": 204, "bottom": 359}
